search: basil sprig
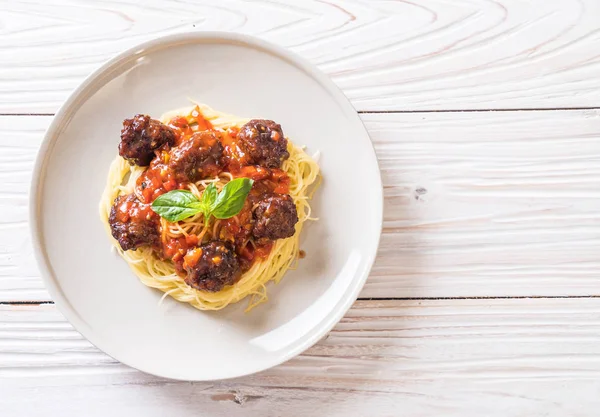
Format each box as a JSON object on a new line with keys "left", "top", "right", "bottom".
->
{"left": 151, "top": 178, "right": 254, "bottom": 222}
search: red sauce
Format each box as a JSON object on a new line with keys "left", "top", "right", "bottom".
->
{"left": 237, "top": 241, "right": 274, "bottom": 271}
{"left": 136, "top": 153, "right": 181, "bottom": 203}
{"left": 220, "top": 129, "right": 249, "bottom": 168}
{"left": 165, "top": 106, "right": 213, "bottom": 144}
{"left": 188, "top": 106, "right": 213, "bottom": 131}
{"left": 235, "top": 166, "right": 290, "bottom": 194}
{"left": 162, "top": 234, "right": 200, "bottom": 273}
{"left": 167, "top": 116, "right": 194, "bottom": 145}
{"left": 127, "top": 108, "right": 293, "bottom": 273}
{"left": 115, "top": 195, "right": 156, "bottom": 223}
{"left": 182, "top": 246, "right": 203, "bottom": 271}
{"left": 162, "top": 237, "right": 188, "bottom": 265}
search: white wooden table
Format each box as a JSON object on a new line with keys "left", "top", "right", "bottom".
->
{"left": 2, "top": 1, "right": 600, "bottom": 415}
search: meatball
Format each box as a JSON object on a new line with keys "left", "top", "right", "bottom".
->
{"left": 183, "top": 241, "right": 241, "bottom": 292}
{"left": 252, "top": 193, "right": 298, "bottom": 240}
{"left": 119, "top": 114, "right": 176, "bottom": 166}
{"left": 168, "top": 131, "right": 224, "bottom": 182}
{"left": 237, "top": 119, "right": 289, "bottom": 168}
{"left": 109, "top": 194, "right": 160, "bottom": 251}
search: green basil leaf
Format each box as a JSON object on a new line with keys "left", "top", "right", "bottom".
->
{"left": 211, "top": 178, "right": 254, "bottom": 219}
{"left": 200, "top": 183, "right": 218, "bottom": 207}
{"left": 193, "top": 183, "right": 218, "bottom": 222}
{"left": 151, "top": 189, "right": 202, "bottom": 222}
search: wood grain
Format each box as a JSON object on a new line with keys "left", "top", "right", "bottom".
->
{"left": 2, "top": 0, "right": 600, "bottom": 113}
{"left": 1, "top": 110, "right": 598, "bottom": 301}
{"left": 366, "top": 109, "right": 600, "bottom": 298}
{"left": 1, "top": 299, "right": 600, "bottom": 416}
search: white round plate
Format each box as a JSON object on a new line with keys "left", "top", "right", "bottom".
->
{"left": 31, "top": 32, "right": 382, "bottom": 381}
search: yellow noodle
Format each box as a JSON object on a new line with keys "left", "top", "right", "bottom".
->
{"left": 99, "top": 103, "right": 320, "bottom": 312}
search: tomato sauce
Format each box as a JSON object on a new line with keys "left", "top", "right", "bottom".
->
{"left": 237, "top": 241, "right": 274, "bottom": 271}
{"left": 136, "top": 154, "right": 181, "bottom": 203}
{"left": 114, "top": 195, "right": 156, "bottom": 223}
{"left": 162, "top": 234, "right": 200, "bottom": 273}
{"left": 129, "top": 108, "right": 292, "bottom": 272}
{"left": 233, "top": 166, "right": 290, "bottom": 194}
{"left": 188, "top": 106, "right": 213, "bottom": 131}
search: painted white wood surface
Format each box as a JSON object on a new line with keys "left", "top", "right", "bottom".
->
{"left": 2, "top": 0, "right": 600, "bottom": 113}
{"left": 1, "top": 111, "right": 598, "bottom": 301}
{"left": 2, "top": 0, "right": 600, "bottom": 414}
{"left": 1, "top": 299, "right": 600, "bottom": 416}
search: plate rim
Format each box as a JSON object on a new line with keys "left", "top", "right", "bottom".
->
{"left": 29, "top": 31, "right": 383, "bottom": 381}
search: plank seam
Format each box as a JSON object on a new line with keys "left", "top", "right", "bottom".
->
{"left": 3, "top": 295, "right": 600, "bottom": 306}
{"left": 2, "top": 107, "right": 600, "bottom": 117}
{"left": 360, "top": 295, "right": 600, "bottom": 301}
{"left": 358, "top": 107, "right": 600, "bottom": 114}
{"left": 0, "top": 301, "right": 55, "bottom": 305}
{"left": 0, "top": 113, "right": 54, "bottom": 116}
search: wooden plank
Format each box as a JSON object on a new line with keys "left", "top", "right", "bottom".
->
{"left": 365, "top": 109, "right": 600, "bottom": 298}
{"left": 1, "top": 299, "right": 600, "bottom": 416}
{"left": 1, "top": 110, "right": 599, "bottom": 301}
{"left": 2, "top": 0, "right": 600, "bottom": 113}
{"left": 0, "top": 117, "right": 42, "bottom": 301}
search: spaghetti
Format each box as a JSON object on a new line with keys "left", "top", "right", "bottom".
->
{"left": 100, "top": 103, "right": 320, "bottom": 312}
